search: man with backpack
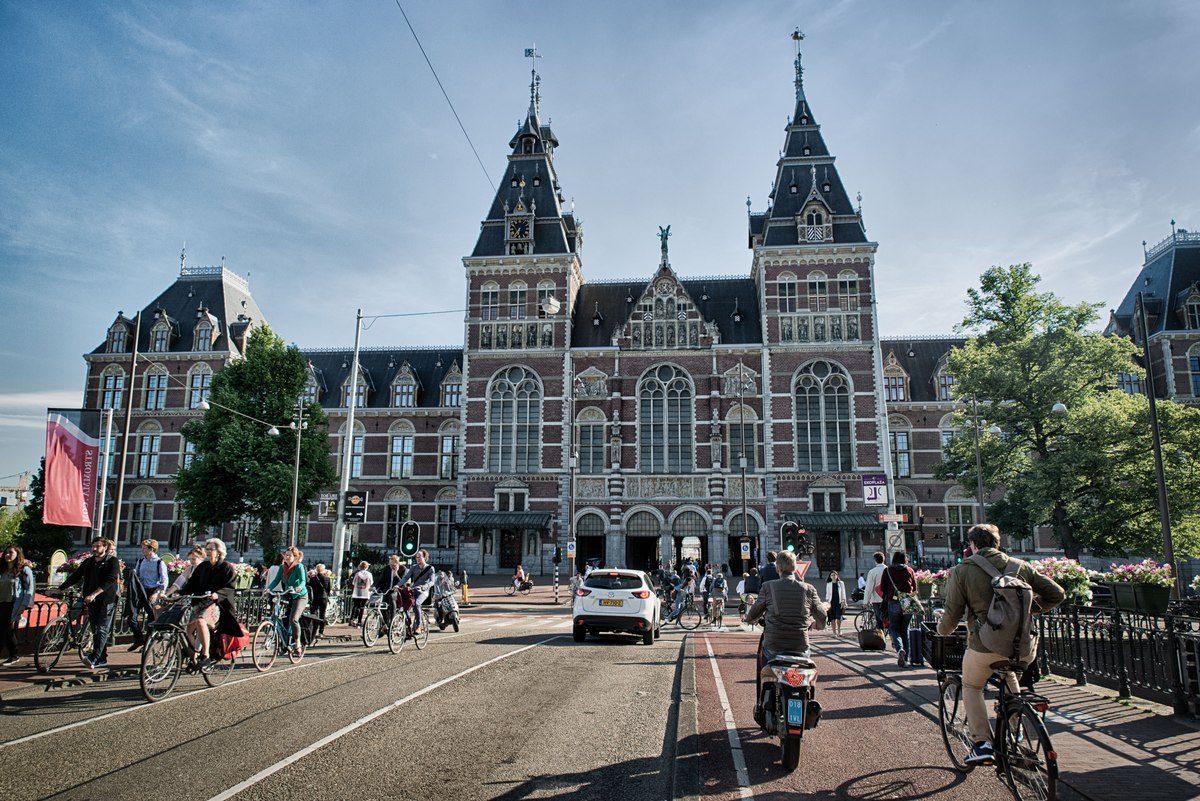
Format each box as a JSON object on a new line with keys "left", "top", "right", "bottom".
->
{"left": 937, "top": 524, "right": 1065, "bottom": 767}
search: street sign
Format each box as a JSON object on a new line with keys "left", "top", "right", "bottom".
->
{"left": 566, "top": 540, "right": 577, "bottom": 558}
{"left": 740, "top": 540, "right": 751, "bottom": 559}
{"left": 862, "top": 473, "right": 888, "bottom": 506}
{"left": 878, "top": 513, "right": 907, "bottom": 523}
{"left": 318, "top": 491, "right": 338, "bottom": 521}
{"left": 795, "top": 560, "right": 812, "bottom": 580}
{"left": 343, "top": 490, "right": 367, "bottom": 523}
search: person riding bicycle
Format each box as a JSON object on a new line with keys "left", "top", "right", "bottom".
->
{"left": 937, "top": 524, "right": 1065, "bottom": 767}
{"left": 164, "top": 546, "right": 205, "bottom": 598}
{"left": 406, "top": 549, "right": 436, "bottom": 634}
{"left": 708, "top": 567, "right": 728, "bottom": 623}
{"left": 668, "top": 571, "right": 696, "bottom": 622}
{"left": 744, "top": 550, "right": 827, "bottom": 719}
{"left": 177, "top": 538, "right": 241, "bottom": 669}
{"left": 513, "top": 564, "right": 526, "bottom": 590}
{"left": 265, "top": 546, "right": 308, "bottom": 652}
{"left": 58, "top": 536, "right": 120, "bottom": 669}
{"left": 376, "top": 555, "right": 407, "bottom": 627}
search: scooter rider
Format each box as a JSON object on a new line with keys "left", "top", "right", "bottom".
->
{"left": 744, "top": 551, "right": 827, "bottom": 718}
{"left": 406, "top": 549, "right": 436, "bottom": 634}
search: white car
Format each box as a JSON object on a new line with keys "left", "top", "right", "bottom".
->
{"left": 572, "top": 569, "right": 662, "bottom": 645}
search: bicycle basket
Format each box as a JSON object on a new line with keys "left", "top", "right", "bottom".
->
{"left": 150, "top": 603, "right": 189, "bottom": 629}
{"left": 922, "top": 621, "right": 967, "bottom": 671}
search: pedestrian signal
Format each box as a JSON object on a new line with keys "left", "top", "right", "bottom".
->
{"left": 400, "top": 520, "right": 420, "bottom": 558}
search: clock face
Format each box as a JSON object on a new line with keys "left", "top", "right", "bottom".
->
{"left": 509, "top": 219, "right": 529, "bottom": 239}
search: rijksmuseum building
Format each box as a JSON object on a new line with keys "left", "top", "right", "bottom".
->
{"left": 74, "top": 51, "right": 1200, "bottom": 577}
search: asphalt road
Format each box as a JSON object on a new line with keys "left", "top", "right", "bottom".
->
{"left": 0, "top": 606, "right": 682, "bottom": 801}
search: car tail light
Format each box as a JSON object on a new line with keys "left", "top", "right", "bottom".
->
{"left": 575, "top": 588, "right": 591, "bottom": 597}
{"left": 630, "top": 589, "right": 651, "bottom": 599}
{"left": 607, "top": 572, "right": 620, "bottom": 577}
{"left": 772, "top": 666, "right": 817, "bottom": 687}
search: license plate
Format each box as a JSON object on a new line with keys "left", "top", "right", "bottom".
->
{"left": 600, "top": 599, "right": 623, "bottom": 607}
{"left": 787, "top": 696, "right": 806, "bottom": 727}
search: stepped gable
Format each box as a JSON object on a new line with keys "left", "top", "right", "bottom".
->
{"left": 91, "top": 261, "right": 266, "bottom": 357}
{"left": 300, "top": 347, "right": 464, "bottom": 411}
{"left": 749, "top": 32, "right": 867, "bottom": 249}
{"left": 470, "top": 60, "right": 580, "bottom": 260}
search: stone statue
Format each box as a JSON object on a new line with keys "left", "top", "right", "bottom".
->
{"left": 658, "top": 225, "right": 671, "bottom": 260}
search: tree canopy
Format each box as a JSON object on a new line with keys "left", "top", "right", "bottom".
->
{"left": 176, "top": 325, "right": 336, "bottom": 561}
{"left": 935, "top": 264, "right": 1200, "bottom": 559}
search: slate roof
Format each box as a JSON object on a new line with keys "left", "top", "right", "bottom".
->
{"left": 880, "top": 337, "right": 965, "bottom": 403}
{"left": 572, "top": 276, "right": 762, "bottom": 349}
{"left": 1106, "top": 231, "right": 1200, "bottom": 338}
{"left": 91, "top": 266, "right": 267, "bottom": 357}
{"left": 299, "top": 346, "right": 465, "bottom": 411}
{"left": 749, "top": 51, "right": 869, "bottom": 249}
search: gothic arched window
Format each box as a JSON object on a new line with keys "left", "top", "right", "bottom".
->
{"left": 795, "top": 360, "right": 853, "bottom": 472}
{"left": 487, "top": 366, "right": 542, "bottom": 473}
{"left": 638, "top": 364, "right": 693, "bottom": 474}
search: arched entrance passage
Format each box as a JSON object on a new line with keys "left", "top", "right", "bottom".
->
{"left": 726, "top": 512, "right": 760, "bottom": 573}
{"left": 672, "top": 510, "right": 708, "bottom": 571}
{"left": 624, "top": 510, "right": 661, "bottom": 572}
{"left": 575, "top": 511, "right": 606, "bottom": 570}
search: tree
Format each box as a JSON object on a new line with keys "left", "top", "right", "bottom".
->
{"left": 936, "top": 264, "right": 1143, "bottom": 558}
{"left": 176, "top": 325, "right": 336, "bottom": 562}
{"left": 15, "top": 459, "right": 77, "bottom": 567}
{"left": 0, "top": 506, "right": 24, "bottom": 549}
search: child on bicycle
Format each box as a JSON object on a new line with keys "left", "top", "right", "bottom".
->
{"left": 708, "top": 568, "right": 728, "bottom": 625}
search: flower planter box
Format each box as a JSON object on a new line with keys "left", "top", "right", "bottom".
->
{"left": 917, "top": 584, "right": 934, "bottom": 600}
{"left": 1108, "top": 582, "right": 1171, "bottom": 617}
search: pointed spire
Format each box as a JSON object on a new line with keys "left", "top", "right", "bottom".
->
{"left": 180, "top": 243, "right": 186, "bottom": 275}
{"left": 525, "top": 46, "right": 541, "bottom": 119}
{"left": 792, "top": 28, "right": 806, "bottom": 102}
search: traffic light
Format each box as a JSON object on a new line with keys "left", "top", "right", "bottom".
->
{"left": 780, "top": 521, "right": 799, "bottom": 553}
{"left": 553, "top": 546, "right": 562, "bottom": 564}
{"left": 400, "top": 520, "right": 420, "bottom": 558}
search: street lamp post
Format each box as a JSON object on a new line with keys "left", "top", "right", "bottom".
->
{"left": 1135, "top": 292, "right": 1178, "bottom": 599}
{"left": 287, "top": 399, "right": 308, "bottom": 548}
{"left": 737, "top": 365, "right": 750, "bottom": 573}
{"left": 969, "top": 396, "right": 1001, "bottom": 557}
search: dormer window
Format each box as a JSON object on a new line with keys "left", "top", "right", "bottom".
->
{"left": 392, "top": 363, "right": 418, "bottom": 408}
{"left": 194, "top": 322, "right": 213, "bottom": 352}
{"left": 150, "top": 323, "right": 171, "bottom": 353}
{"left": 801, "top": 204, "right": 831, "bottom": 243}
{"left": 107, "top": 325, "right": 128, "bottom": 353}
{"left": 301, "top": 378, "right": 319, "bottom": 404}
{"left": 343, "top": 371, "right": 368, "bottom": 409}
{"left": 1187, "top": 297, "right": 1200, "bottom": 329}
{"left": 802, "top": 146, "right": 811, "bottom": 156}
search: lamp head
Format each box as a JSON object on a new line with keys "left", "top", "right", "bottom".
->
{"left": 1051, "top": 402, "right": 1067, "bottom": 415}
{"left": 267, "top": 426, "right": 280, "bottom": 437}
{"left": 198, "top": 400, "right": 210, "bottom": 411}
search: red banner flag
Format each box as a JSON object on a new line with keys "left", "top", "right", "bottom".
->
{"left": 44, "top": 409, "right": 101, "bottom": 528}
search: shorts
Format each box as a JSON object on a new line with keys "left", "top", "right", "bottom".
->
{"left": 198, "top": 603, "right": 220, "bottom": 629}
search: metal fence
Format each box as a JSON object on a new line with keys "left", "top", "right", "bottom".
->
{"left": 1038, "top": 602, "right": 1200, "bottom": 718}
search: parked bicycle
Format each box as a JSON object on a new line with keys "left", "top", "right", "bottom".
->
{"left": 927, "top": 622, "right": 1058, "bottom": 801}
{"left": 360, "top": 592, "right": 389, "bottom": 648}
{"left": 853, "top": 604, "right": 880, "bottom": 632}
{"left": 251, "top": 590, "right": 306, "bottom": 671}
{"left": 387, "top": 587, "right": 429, "bottom": 654}
{"left": 34, "top": 589, "right": 116, "bottom": 673}
{"left": 139, "top": 594, "right": 237, "bottom": 702}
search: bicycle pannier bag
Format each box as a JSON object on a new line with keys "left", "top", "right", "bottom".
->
{"left": 969, "top": 554, "right": 1036, "bottom": 666}
{"left": 218, "top": 623, "right": 251, "bottom": 659}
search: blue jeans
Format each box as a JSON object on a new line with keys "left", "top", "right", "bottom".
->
{"left": 887, "top": 601, "right": 910, "bottom": 653}
{"left": 89, "top": 599, "right": 115, "bottom": 662}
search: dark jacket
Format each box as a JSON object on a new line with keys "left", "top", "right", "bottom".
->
{"left": 743, "top": 575, "right": 762, "bottom": 594}
{"left": 60, "top": 554, "right": 120, "bottom": 605}
{"left": 376, "top": 566, "right": 407, "bottom": 596}
{"left": 759, "top": 563, "right": 780, "bottom": 584}
{"left": 308, "top": 572, "right": 331, "bottom": 602}
{"left": 880, "top": 564, "right": 917, "bottom": 604}
{"left": 179, "top": 560, "right": 241, "bottom": 636}
{"left": 746, "top": 574, "right": 827, "bottom": 655}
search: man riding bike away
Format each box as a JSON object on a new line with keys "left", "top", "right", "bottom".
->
{"left": 407, "top": 549, "right": 436, "bottom": 634}
{"left": 744, "top": 551, "right": 827, "bottom": 718}
{"left": 937, "top": 524, "right": 1064, "bottom": 767}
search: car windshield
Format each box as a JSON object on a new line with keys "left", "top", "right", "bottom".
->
{"left": 585, "top": 574, "right": 644, "bottom": 591}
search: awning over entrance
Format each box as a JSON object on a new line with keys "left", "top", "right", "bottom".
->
{"left": 456, "top": 511, "right": 552, "bottom": 530}
{"left": 780, "top": 512, "right": 885, "bottom": 530}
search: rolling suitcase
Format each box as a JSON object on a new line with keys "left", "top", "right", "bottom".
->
{"left": 857, "top": 627, "right": 886, "bottom": 651}
{"left": 907, "top": 625, "right": 925, "bottom": 666}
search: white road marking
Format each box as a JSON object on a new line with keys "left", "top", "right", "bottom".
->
{"left": 205, "top": 635, "right": 561, "bottom": 801}
{"left": 0, "top": 627, "right": 487, "bottom": 750}
{"left": 705, "top": 635, "right": 755, "bottom": 800}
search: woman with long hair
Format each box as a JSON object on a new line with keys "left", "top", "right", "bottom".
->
{"left": 0, "top": 545, "right": 35, "bottom": 665}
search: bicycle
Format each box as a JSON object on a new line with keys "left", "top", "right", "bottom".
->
{"left": 926, "top": 623, "right": 1058, "bottom": 801}
{"left": 139, "top": 594, "right": 237, "bottom": 702}
{"left": 709, "top": 596, "right": 726, "bottom": 628}
{"left": 251, "top": 591, "right": 306, "bottom": 671}
{"left": 360, "top": 592, "right": 389, "bottom": 648}
{"left": 853, "top": 604, "right": 880, "bottom": 632}
{"left": 386, "top": 587, "right": 429, "bottom": 654}
{"left": 505, "top": 578, "right": 534, "bottom": 596}
{"left": 34, "top": 589, "right": 117, "bottom": 673}
{"left": 666, "top": 591, "right": 702, "bottom": 630}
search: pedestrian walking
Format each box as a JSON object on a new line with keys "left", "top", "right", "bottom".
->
{"left": 759, "top": 551, "right": 779, "bottom": 584}
{"left": 824, "top": 570, "right": 847, "bottom": 637}
{"left": 880, "top": 551, "right": 917, "bottom": 666}
{"left": 58, "top": 537, "right": 120, "bottom": 669}
{"left": 350, "top": 561, "right": 373, "bottom": 626}
{"left": 0, "top": 545, "right": 35, "bottom": 666}
{"left": 308, "top": 563, "right": 331, "bottom": 637}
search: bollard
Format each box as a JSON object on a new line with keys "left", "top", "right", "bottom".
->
{"left": 460, "top": 570, "right": 470, "bottom": 607}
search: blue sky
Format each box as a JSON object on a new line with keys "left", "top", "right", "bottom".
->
{"left": 2, "top": 1, "right": 1199, "bottom": 481}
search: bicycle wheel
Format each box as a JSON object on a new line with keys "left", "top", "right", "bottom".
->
{"left": 938, "top": 676, "right": 975, "bottom": 771}
{"left": 203, "top": 652, "right": 237, "bottom": 687}
{"left": 76, "top": 617, "right": 93, "bottom": 666}
{"left": 361, "top": 609, "right": 382, "bottom": 648}
{"left": 413, "top": 613, "right": 429, "bottom": 650}
{"left": 519, "top": 585, "right": 532, "bottom": 596}
{"left": 286, "top": 623, "right": 305, "bottom": 664}
{"left": 678, "top": 604, "right": 702, "bottom": 630}
{"left": 504, "top": 584, "right": 516, "bottom": 596}
{"left": 251, "top": 620, "right": 278, "bottom": 672}
{"left": 140, "top": 631, "right": 182, "bottom": 702}
{"left": 387, "top": 609, "right": 407, "bottom": 654}
{"left": 1001, "top": 706, "right": 1058, "bottom": 801}
{"left": 711, "top": 603, "right": 724, "bottom": 629}
{"left": 854, "top": 608, "right": 875, "bottom": 632}
{"left": 34, "top": 618, "right": 71, "bottom": 673}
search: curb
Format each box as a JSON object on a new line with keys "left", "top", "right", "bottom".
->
{"left": 672, "top": 633, "right": 700, "bottom": 801}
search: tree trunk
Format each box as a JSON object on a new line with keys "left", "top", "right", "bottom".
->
{"left": 1052, "top": 502, "right": 1080, "bottom": 560}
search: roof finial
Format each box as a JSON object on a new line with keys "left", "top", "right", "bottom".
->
{"left": 180, "top": 243, "right": 186, "bottom": 274}
{"left": 525, "top": 46, "right": 541, "bottom": 117}
{"left": 1171, "top": 218, "right": 1177, "bottom": 241}
{"left": 792, "top": 28, "right": 806, "bottom": 101}
{"left": 658, "top": 225, "right": 671, "bottom": 264}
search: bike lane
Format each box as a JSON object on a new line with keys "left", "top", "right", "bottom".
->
{"left": 691, "top": 629, "right": 1014, "bottom": 801}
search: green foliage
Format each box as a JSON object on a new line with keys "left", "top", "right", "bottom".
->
{"left": 176, "top": 325, "right": 336, "bottom": 554}
{"left": 0, "top": 506, "right": 24, "bottom": 549}
{"left": 15, "top": 459, "right": 76, "bottom": 566}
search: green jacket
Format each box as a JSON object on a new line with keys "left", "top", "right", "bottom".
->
{"left": 267, "top": 564, "right": 308, "bottom": 598}
{"left": 937, "top": 548, "right": 1065, "bottom": 653}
